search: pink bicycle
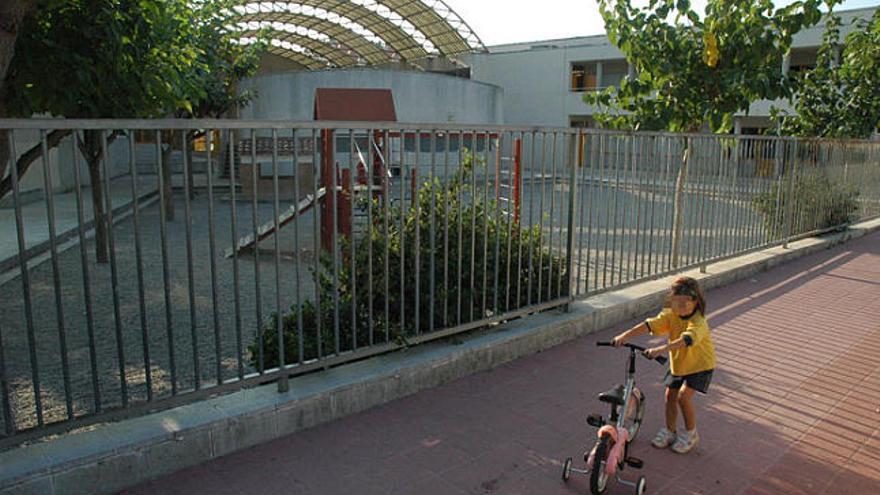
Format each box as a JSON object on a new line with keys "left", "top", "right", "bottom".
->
{"left": 562, "top": 342, "right": 666, "bottom": 494}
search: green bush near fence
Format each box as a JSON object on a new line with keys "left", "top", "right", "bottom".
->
{"left": 752, "top": 172, "right": 859, "bottom": 238}
{"left": 250, "top": 152, "right": 568, "bottom": 370}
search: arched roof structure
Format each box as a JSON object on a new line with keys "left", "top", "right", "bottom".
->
{"left": 233, "top": 1, "right": 486, "bottom": 69}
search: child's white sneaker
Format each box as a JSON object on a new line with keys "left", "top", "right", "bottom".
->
{"left": 671, "top": 429, "right": 699, "bottom": 454}
{"left": 651, "top": 428, "right": 677, "bottom": 448}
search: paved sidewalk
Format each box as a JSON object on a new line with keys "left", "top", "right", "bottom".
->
{"left": 121, "top": 231, "right": 880, "bottom": 495}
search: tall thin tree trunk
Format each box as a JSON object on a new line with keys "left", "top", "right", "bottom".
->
{"left": 186, "top": 132, "right": 195, "bottom": 200}
{"left": 670, "top": 137, "right": 691, "bottom": 269}
{"left": 161, "top": 131, "right": 178, "bottom": 221}
{"left": 82, "top": 130, "right": 108, "bottom": 263}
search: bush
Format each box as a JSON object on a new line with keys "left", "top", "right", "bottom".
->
{"left": 251, "top": 151, "right": 568, "bottom": 370}
{"left": 753, "top": 171, "right": 859, "bottom": 239}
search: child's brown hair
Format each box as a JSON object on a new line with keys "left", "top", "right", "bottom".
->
{"left": 665, "top": 276, "right": 706, "bottom": 315}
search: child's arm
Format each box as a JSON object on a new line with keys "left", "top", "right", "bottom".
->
{"left": 612, "top": 322, "right": 650, "bottom": 347}
{"left": 644, "top": 337, "right": 687, "bottom": 358}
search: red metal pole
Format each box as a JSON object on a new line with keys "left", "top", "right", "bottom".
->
{"left": 340, "top": 167, "right": 352, "bottom": 239}
{"left": 321, "top": 129, "right": 334, "bottom": 252}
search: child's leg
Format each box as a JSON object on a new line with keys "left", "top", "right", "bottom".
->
{"left": 665, "top": 386, "right": 679, "bottom": 431}
{"left": 677, "top": 386, "right": 697, "bottom": 431}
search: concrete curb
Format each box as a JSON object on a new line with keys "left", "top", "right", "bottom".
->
{"left": 1, "top": 218, "right": 878, "bottom": 495}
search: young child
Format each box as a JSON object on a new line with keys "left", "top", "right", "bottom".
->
{"left": 611, "top": 276, "right": 716, "bottom": 454}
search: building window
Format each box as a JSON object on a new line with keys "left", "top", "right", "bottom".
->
{"left": 571, "top": 63, "right": 597, "bottom": 92}
{"left": 602, "top": 60, "right": 628, "bottom": 89}
{"left": 788, "top": 48, "right": 818, "bottom": 74}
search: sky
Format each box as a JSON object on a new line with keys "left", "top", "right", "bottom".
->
{"left": 442, "top": 0, "right": 880, "bottom": 46}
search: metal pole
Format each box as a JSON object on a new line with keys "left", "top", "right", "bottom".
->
{"left": 127, "top": 131, "right": 152, "bottom": 398}
{"left": 181, "top": 130, "right": 200, "bottom": 390}
{"left": 565, "top": 132, "right": 578, "bottom": 301}
{"left": 8, "top": 131, "right": 42, "bottom": 424}
{"left": 430, "top": 130, "right": 437, "bottom": 332}
{"left": 313, "top": 129, "right": 324, "bottom": 358}
{"left": 349, "top": 129, "right": 358, "bottom": 348}
{"left": 100, "top": 131, "right": 127, "bottom": 405}
{"left": 73, "top": 131, "right": 102, "bottom": 409}
{"left": 39, "top": 130, "right": 73, "bottom": 418}
{"left": 205, "top": 130, "right": 227, "bottom": 381}
{"left": 249, "top": 130, "right": 264, "bottom": 372}
{"left": 228, "top": 131, "right": 243, "bottom": 377}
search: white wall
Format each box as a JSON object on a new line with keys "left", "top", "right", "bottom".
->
{"left": 238, "top": 68, "right": 504, "bottom": 125}
{"left": 7, "top": 130, "right": 136, "bottom": 196}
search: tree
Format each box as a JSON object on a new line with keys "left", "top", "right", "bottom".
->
{"left": 773, "top": 10, "right": 880, "bottom": 139}
{"left": 1, "top": 0, "right": 262, "bottom": 260}
{"left": 0, "top": 0, "right": 39, "bottom": 179}
{"left": 586, "top": 0, "right": 833, "bottom": 267}
{"left": 159, "top": 0, "right": 263, "bottom": 220}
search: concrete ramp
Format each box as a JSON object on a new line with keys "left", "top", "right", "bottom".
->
{"left": 225, "top": 188, "right": 325, "bottom": 258}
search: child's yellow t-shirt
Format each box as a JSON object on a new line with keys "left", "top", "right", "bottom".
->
{"left": 645, "top": 308, "right": 716, "bottom": 376}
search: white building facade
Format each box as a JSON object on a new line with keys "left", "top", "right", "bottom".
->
{"left": 461, "top": 7, "right": 876, "bottom": 133}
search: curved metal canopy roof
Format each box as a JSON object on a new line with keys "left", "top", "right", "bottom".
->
{"left": 233, "top": 1, "right": 486, "bottom": 69}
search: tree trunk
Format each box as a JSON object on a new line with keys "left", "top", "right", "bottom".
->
{"left": 186, "top": 131, "right": 195, "bottom": 200}
{"left": 161, "top": 131, "right": 179, "bottom": 221}
{"left": 0, "top": 0, "right": 39, "bottom": 180}
{"left": 670, "top": 138, "right": 691, "bottom": 269}
{"left": 0, "top": 0, "right": 36, "bottom": 81}
{"left": 81, "top": 130, "right": 109, "bottom": 263}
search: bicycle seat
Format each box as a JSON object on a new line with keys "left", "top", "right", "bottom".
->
{"left": 598, "top": 385, "right": 625, "bottom": 406}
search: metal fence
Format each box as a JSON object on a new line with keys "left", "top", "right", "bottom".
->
{"left": 0, "top": 120, "right": 878, "bottom": 444}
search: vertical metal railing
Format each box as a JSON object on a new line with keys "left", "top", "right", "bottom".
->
{"left": 0, "top": 120, "right": 878, "bottom": 443}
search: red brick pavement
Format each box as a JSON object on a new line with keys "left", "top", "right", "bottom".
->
{"left": 120, "top": 231, "right": 880, "bottom": 495}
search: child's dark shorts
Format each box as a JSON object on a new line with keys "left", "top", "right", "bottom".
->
{"left": 664, "top": 369, "right": 714, "bottom": 394}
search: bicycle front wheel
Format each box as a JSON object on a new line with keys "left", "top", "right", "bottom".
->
{"left": 623, "top": 386, "right": 645, "bottom": 443}
{"left": 589, "top": 434, "right": 611, "bottom": 495}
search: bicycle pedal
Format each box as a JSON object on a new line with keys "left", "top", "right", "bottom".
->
{"left": 625, "top": 457, "right": 644, "bottom": 469}
{"left": 586, "top": 414, "right": 605, "bottom": 427}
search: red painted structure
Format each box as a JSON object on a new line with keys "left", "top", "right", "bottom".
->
{"left": 314, "top": 88, "right": 397, "bottom": 251}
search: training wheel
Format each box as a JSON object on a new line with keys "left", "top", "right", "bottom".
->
{"left": 635, "top": 476, "right": 646, "bottom": 494}
{"left": 562, "top": 457, "right": 572, "bottom": 481}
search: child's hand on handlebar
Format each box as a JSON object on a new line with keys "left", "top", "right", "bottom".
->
{"left": 612, "top": 334, "right": 627, "bottom": 347}
{"left": 644, "top": 346, "right": 666, "bottom": 359}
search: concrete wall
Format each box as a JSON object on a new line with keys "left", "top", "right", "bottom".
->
{"left": 238, "top": 68, "right": 504, "bottom": 125}
{"left": 463, "top": 36, "right": 620, "bottom": 127}
{"left": 5, "top": 130, "right": 137, "bottom": 200}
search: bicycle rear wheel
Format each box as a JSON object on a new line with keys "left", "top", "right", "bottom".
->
{"left": 589, "top": 434, "right": 611, "bottom": 494}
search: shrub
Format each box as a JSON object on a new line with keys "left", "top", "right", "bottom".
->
{"left": 251, "top": 151, "right": 568, "bottom": 370}
{"left": 753, "top": 171, "right": 859, "bottom": 239}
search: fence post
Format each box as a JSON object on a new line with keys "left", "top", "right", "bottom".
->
{"left": 782, "top": 139, "right": 799, "bottom": 249}
{"left": 513, "top": 138, "right": 522, "bottom": 224}
{"left": 565, "top": 130, "right": 581, "bottom": 304}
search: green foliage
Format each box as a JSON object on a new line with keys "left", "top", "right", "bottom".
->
{"left": 773, "top": 10, "right": 880, "bottom": 139}
{"left": 251, "top": 152, "right": 569, "bottom": 370}
{"left": 586, "top": 0, "right": 833, "bottom": 133}
{"left": 752, "top": 170, "right": 859, "bottom": 237}
{"left": 4, "top": 0, "right": 264, "bottom": 119}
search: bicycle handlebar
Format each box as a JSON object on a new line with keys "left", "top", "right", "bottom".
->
{"left": 596, "top": 341, "right": 668, "bottom": 365}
